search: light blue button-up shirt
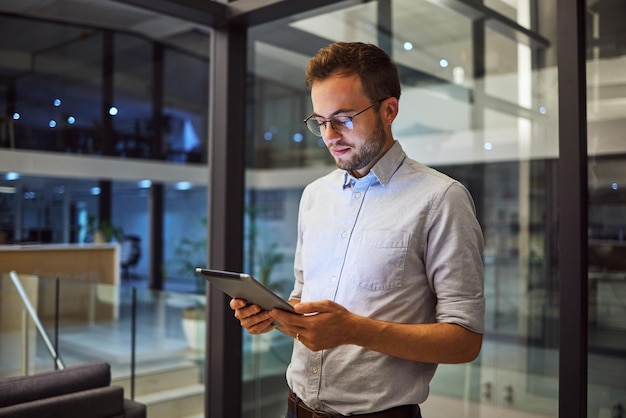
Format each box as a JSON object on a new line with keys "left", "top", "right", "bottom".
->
{"left": 286, "top": 141, "right": 485, "bottom": 415}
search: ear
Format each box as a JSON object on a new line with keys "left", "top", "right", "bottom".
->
{"left": 381, "top": 97, "right": 399, "bottom": 125}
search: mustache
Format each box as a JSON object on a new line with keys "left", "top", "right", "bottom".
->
{"left": 328, "top": 142, "right": 352, "bottom": 149}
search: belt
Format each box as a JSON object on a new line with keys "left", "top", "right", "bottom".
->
{"left": 288, "top": 390, "right": 419, "bottom": 418}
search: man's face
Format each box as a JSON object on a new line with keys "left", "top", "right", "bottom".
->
{"left": 310, "top": 74, "right": 394, "bottom": 178}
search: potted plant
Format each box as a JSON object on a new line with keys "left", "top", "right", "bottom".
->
{"left": 171, "top": 217, "right": 208, "bottom": 352}
{"left": 88, "top": 216, "right": 124, "bottom": 243}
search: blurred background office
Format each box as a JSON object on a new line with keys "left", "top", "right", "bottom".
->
{"left": 0, "top": 1, "right": 624, "bottom": 417}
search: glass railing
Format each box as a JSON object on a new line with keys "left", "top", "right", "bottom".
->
{"left": 6, "top": 271, "right": 65, "bottom": 371}
{"left": 1, "top": 271, "right": 207, "bottom": 416}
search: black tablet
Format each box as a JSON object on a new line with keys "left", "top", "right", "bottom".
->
{"left": 195, "top": 268, "right": 295, "bottom": 313}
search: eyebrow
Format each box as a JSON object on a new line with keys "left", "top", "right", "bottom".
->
{"left": 311, "top": 107, "right": 356, "bottom": 118}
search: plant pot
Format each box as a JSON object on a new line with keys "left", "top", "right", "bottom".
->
{"left": 182, "top": 307, "right": 206, "bottom": 353}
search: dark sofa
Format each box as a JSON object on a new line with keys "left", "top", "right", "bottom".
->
{"left": 0, "top": 361, "right": 146, "bottom": 418}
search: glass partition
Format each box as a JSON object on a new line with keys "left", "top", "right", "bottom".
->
{"left": 0, "top": 173, "right": 209, "bottom": 295}
{"left": 586, "top": 1, "right": 626, "bottom": 416}
{"left": 0, "top": 13, "right": 209, "bottom": 164}
{"left": 246, "top": 1, "right": 560, "bottom": 416}
{"left": 0, "top": 272, "right": 206, "bottom": 417}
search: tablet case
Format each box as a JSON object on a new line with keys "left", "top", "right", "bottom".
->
{"left": 195, "top": 268, "right": 295, "bottom": 312}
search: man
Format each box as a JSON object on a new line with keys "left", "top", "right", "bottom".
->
{"left": 231, "top": 42, "right": 484, "bottom": 418}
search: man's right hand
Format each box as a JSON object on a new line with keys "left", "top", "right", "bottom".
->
{"left": 230, "top": 298, "right": 276, "bottom": 334}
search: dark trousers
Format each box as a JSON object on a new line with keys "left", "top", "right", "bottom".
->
{"left": 285, "top": 396, "right": 423, "bottom": 418}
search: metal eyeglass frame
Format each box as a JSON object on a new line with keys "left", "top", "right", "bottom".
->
{"left": 303, "top": 97, "right": 389, "bottom": 137}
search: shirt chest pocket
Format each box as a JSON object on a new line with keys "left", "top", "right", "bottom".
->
{"left": 349, "top": 230, "right": 410, "bottom": 291}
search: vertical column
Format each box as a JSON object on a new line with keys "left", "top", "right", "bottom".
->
{"left": 98, "top": 180, "right": 112, "bottom": 223}
{"left": 471, "top": 18, "right": 486, "bottom": 131}
{"left": 206, "top": 21, "right": 246, "bottom": 418}
{"left": 557, "top": 1, "right": 588, "bottom": 417}
{"left": 5, "top": 81, "right": 16, "bottom": 148}
{"left": 149, "top": 183, "right": 164, "bottom": 290}
{"left": 377, "top": 0, "right": 392, "bottom": 55}
{"left": 102, "top": 31, "right": 114, "bottom": 157}
{"left": 152, "top": 44, "right": 165, "bottom": 160}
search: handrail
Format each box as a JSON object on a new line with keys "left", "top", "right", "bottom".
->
{"left": 9, "top": 271, "right": 65, "bottom": 370}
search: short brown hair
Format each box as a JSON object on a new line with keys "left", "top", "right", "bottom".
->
{"left": 305, "top": 42, "right": 401, "bottom": 102}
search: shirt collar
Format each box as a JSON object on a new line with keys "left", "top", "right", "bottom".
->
{"left": 341, "top": 140, "right": 405, "bottom": 188}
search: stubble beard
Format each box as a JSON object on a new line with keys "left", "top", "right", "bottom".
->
{"left": 333, "top": 117, "right": 387, "bottom": 172}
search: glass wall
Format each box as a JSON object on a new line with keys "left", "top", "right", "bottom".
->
{"left": 0, "top": 3, "right": 211, "bottom": 291}
{"left": 586, "top": 1, "right": 626, "bottom": 416}
{"left": 3, "top": 1, "right": 626, "bottom": 417}
{"left": 243, "top": 0, "right": 571, "bottom": 416}
{"left": 0, "top": 171, "right": 208, "bottom": 292}
{"left": 7, "top": 19, "right": 104, "bottom": 155}
{"left": 0, "top": 13, "right": 209, "bottom": 163}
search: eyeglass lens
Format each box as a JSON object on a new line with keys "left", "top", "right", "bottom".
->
{"left": 304, "top": 99, "right": 388, "bottom": 137}
{"left": 305, "top": 117, "right": 352, "bottom": 136}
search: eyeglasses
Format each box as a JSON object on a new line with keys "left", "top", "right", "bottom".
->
{"left": 303, "top": 98, "right": 388, "bottom": 137}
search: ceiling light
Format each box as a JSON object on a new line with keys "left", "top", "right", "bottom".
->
{"left": 175, "top": 181, "right": 192, "bottom": 191}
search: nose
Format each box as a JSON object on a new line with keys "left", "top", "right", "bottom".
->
{"left": 321, "top": 121, "right": 342, "bottom": 143}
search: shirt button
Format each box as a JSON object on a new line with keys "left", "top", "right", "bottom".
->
{"left": 341, "top": 231, "right": 348, "bottom": 238}
{"left": 311, "top": 366, "right": 319, "bottom": 374}
{"left": 312, "top": 402, "right": 321, "bottom": 410}
{"left": 354, "top": 192, "right": 361, "bottom": 199}
{"left": 331, "top": 276, "right": 337, "bottom": 282}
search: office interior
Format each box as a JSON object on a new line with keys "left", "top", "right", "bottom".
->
{"left": 0, "top": 1, "right": 624, "bottom": 417}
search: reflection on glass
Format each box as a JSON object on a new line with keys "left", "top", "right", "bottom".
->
{"left": 247, "top": 0, "right": 562, "bottom": 417}
{"left": 0, "top": 13, "right": 209, "bottom": 164}
{"left": 0, "top": 274, "right": 206, "bottom": 416}
{"left": 587, "top": 1, "right": 626, "bottom": 414}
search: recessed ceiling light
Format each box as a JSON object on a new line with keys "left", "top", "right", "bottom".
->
{"left": 175, "top": 181, "right": 192, "bottom": 191}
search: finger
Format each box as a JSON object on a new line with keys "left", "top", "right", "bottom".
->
{"left": 234, "top": 304, "right": 262, "bottom": 321}
{"left": 229, "top": 298, "right": 248, "bottom": 310}
{"left": 269, "top": 307, "right": 295, "bottom": 326}
{"left": 245, "top": 317, "right": 275, "bottom": 334}
{"left": 293, "top": 300, "right": 331, "bottom": 314}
